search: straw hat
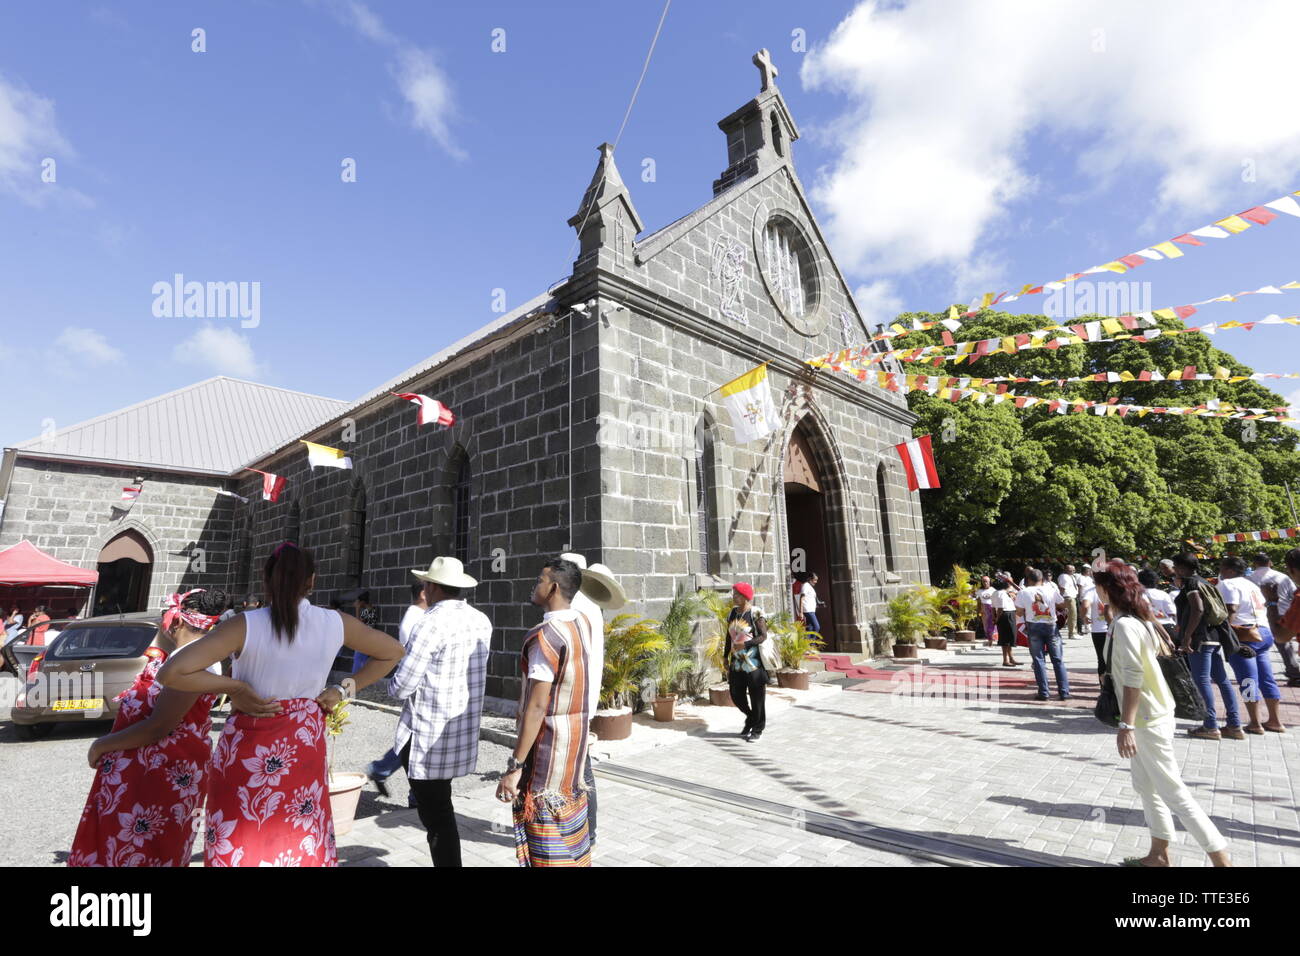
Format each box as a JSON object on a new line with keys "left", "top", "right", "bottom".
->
{"left": 580, "top": 562, "right": 626, "bottom": 610}
{"left": 411, "top": 556, "right": 477, "bottom": 589}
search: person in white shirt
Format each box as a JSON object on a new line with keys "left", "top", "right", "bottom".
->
{"left": 1080, "top": 566, "right": 1109, "bottom": 673}
{"left": 1094, "top": 559, "right": 1231, "bottom": 868}
{"left": 561, "top": 552, "right": 625, "bottom": 848}
{"left": 1014, "top": 568, "right": 1069, "bottom": 700}
{"left": 991, "top": 578, "right": 1021, "bottom": 667}
{"left": 1217, "top": 555, "right": 1284, "bottom": 734}
{"left": 1057, "top": 565, "right": 1080, "bottom": 639}
{"left": 796, "top": 572, "right": 823, "bottom": 638}
{"left": 367, "top": 582, "right": 431, "bottom": 798}
{"left": 976, "top": 575, "right": 996, "bottom": 646}
{"left": 1138, "top": 569, "right": 1176, "bottom": 627}
{"left": 1250, "top": 552, "right": 1300, "bottom": 685}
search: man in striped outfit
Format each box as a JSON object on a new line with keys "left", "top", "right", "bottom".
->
{"left": 495, "top": 558, "right": 593, "bottom": 867}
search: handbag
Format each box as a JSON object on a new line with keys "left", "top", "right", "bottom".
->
{"left": 1150, "top": 623, "right": 1209, "bottom": 723}
{"left": 1094, "top": 636, "right": 1120, "bottom": 727}
{"left": 755, "top": 611, "right": 781, "bottom": 672}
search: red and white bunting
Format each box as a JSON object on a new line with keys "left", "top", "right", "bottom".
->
{"left": 894, "top": 435, "right": 940, "bottom": 491}
{"left": 250, "top": 469, "right": 286, "bottom": 503}
{"left": 393, "top": 392, "right": 455, "bottom": 428}
{"left": 120, "top": 487, "right": 141, "bottom": 501}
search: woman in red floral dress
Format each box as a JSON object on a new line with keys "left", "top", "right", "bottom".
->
{"left": 68, "top": 588, "right": 228, "bottom": 867}
{"left": 158, "top": 543, "right": 403, "bottom": 867}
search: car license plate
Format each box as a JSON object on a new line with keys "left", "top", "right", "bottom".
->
{"left": 52, "top": 698, "right": 105, "bottom": 712}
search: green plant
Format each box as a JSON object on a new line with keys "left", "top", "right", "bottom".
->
{"left": 698, "top": 588, "right": 734, "bottom": 682}
{"left": 601, "top": 613, "right": 666, "bottom": 710}
{"left": 946, "top": 565, "right": 979, "bottom": 630}
{"left": 768, "top": 613, "right": 826, "bottom": 670}
{"left": 653, "top": 584, "right": 710, "bottom": 699}
{"left": 915, "top": 584, "right": 955, "bottom": 635}
{"left": 324, "top": 698, "right": 351, "bottom": 779}
{"left": 649, "top": 643, "right": 695, "bottom": 698}
{"left": 885, "top": 591, "right": 928, "bottom": 645}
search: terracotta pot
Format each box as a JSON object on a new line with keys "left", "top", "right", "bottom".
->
{"left": 327, "top": 771, "right": 368, "bottom": 837}
{"left": 954, "top": 630, "right": 976, "bottom": 643}
{"left": 708, "top": 684, "right": 734, "bottom": 707}
{"left": 924, "top": 636, "right": 948, "bottom": 650}
{"left": 591, "top": 708, "right": 634, "bottom": 740}
{"left": 893, "top": 643, "right": 919, "bottom": 659}
{"left": 776, "top": 669, "right": 810, "bottom": 690}
{"left": 652, "top": 695, "right": 677, "bottom": 722}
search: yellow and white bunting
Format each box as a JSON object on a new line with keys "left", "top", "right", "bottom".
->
{"left": 300, "top": 440, "right": 353, "bottom": 470}
{"left": 719, "top": 363, "right": 779, "bottom": 444}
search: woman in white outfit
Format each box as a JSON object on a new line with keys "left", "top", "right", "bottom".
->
{"left": 1094, "top": 558, "right": 1231, "bottom": 867}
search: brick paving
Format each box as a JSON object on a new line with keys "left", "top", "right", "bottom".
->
{"left": 337, "top": 637, "right": 1300, "bottom": 867}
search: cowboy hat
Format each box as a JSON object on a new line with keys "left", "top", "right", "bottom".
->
{"left": 411, "top": 556, "right": 477, "bottom": 589}
{"left": 580, "top": 562, "right": 625, "bottom": 610}
{"left": 559, "top": 551, "right": 587, "bottom": 570}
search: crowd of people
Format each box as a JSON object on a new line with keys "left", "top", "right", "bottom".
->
{"left": 64, "top": 542, "right": 764, "bottom": 868}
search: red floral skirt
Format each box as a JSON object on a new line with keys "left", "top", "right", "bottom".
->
{"left": 203, "top": 698, "right": 336, "bottom": 867}
{"left": 68, "top": 661, "right": 215, "bottom": 867}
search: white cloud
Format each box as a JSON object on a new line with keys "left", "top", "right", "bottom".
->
{"left": 852, "top": 279, "right": 905, "bottom": 326}
{"left": 171, "top": 326, "right": 265, "bottom": 379}
{"left": 325, "top": 0, "right": 464, "bottom": 158}
{"left": 801, "top": 0, "right": 1300, "bottom": 284}
{"left": 0, "top": 75, "right": 82, "bottom": 205}
{"left": 55, "top": 327, "right": 123, "bottom": 365}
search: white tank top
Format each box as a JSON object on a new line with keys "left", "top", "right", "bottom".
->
{"left": 233, "top": 599, "right": 345, "bottom": 700}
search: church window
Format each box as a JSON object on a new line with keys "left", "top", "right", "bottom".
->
{"left": 877, "top": 463, "right": 896, "bottom": 573}
{"left": 452, "top": 456, "right": 471, "bottom": 565}
{"left": 345, "top": 484, "right": 367, "bottom": 587}
{"left": 694, "top": 416, "right": 719, "bottom": 573}
{"left": 762, "top": 216, "right": 817, "bottom": 318}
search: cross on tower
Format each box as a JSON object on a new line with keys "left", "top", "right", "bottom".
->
{"left": 753, "top": 48, "right": 778, "bottom": 92}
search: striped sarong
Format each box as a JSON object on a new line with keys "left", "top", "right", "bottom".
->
{"left": 513, "top": 793, "right": 591, "bottom": 867}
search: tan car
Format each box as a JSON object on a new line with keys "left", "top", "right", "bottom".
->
{"left": 2, "top": 612, "right": 170, "bottom": 740}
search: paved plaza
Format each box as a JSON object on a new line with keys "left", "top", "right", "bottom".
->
{"left": 337, "top": 637, "right": 1300, "bottom": 867}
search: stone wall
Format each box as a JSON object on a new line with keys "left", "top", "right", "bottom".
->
{"left": 0, "top": 458, "right": 235, "bottom": 611}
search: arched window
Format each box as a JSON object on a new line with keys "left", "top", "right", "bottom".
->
{"left": 345, "top": 483, "right": 367, "bottom": 587}
{"left": 876, "top": 463, "right": 895, "bottom": 573}
{"left": 770, "top": 110, "right": 784, "bottom": 157}
{"left": 694, "top": 416, "right": 719, "bottom": 574}
{"left": 452, "top": 457, "right": 471, "bottom": 565}
{"left": 285, "top": 499, "right": 301, "bottom": 546}
{"left": 235, "top": 505, "right": 254, "bottom": 596}
{"left": 762, "top": 216, "right": 817, "bottom": 318}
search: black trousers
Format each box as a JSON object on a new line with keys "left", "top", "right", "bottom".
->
{"left": 1092, "top": 632, "right": 1108, "bottom": 676}
{"left": 583, "top": 752, "right": 597, "bottom": 845}
{"left": 729, "top": 667, "right": 767, "bottom": 733}
{"left": 399, "top": 743, "right": 461, "bottom": 867}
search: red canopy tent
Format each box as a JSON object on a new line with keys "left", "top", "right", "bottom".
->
{"left": 0, "top": 541, "right": 98, "bottom": 587}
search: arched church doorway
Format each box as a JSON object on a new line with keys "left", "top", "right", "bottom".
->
{"left": 784, "top": 424, "right": 838, "bottom": 649}
{"left": 93, "top": 529, "right": 153, "bottom": 614}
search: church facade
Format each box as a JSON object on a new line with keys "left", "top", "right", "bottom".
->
{"left": 228, "top": 51, "right": 929, "bottom": 706}
{"left": 0, "top": 52, "right": 929, "bottom": 707}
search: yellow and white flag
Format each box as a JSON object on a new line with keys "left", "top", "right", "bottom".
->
{"left": 300, "top": 440, "right": 353, "bottom": 470}
{"left": 720, "top": 363, "right": 779, "bottom": 444}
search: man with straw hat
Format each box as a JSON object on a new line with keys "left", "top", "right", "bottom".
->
{"left": 559, "top": 551, "right": 625, "bottom": 845}
{"left": 388, "top": 556, "right": 491, "bottom": 867}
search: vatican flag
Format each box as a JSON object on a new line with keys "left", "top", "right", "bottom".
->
{"left": 720, "top": 363, "right": 779, "bottom": 444}
{"left": 301, "top": 440, "right": 353, "bottom": 470}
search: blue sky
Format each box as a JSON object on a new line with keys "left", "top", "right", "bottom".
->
{"left": 3, "top": 0, "right": 1300, "bottom": 446}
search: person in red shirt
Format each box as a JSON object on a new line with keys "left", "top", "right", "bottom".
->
{"left": 28, "top": 606, "right": 51, "bottom": 646}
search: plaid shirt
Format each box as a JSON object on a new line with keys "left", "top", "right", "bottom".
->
{"left": 390, "top": 599, "right": 492, "bottom": 780}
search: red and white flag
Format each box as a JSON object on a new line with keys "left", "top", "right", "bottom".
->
{"left": 893, "top": 435, "right": 940, "bottom": 491}
{"left": 250, "top": 469, "right": 286, "bottom": 502}
{"left": 393, "top": 392, "right": 455, "bottom": 427}
{"left": 120, "top": 487, "right": 142, "bottom": 501}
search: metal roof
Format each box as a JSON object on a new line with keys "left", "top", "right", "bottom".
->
{"left": 12, "top": 377, "right": 350, "bottom": 476}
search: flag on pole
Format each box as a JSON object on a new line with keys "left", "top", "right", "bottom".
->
{"left": 719, "top": 363, "right": 779, "bottom": 444}
{"left": 215, "top": 488, "right": 250, "bottom": 503}
{"left": 893, "top": 435, "right": 940, "bottom": 491}
{"left": 393, "top": 392, "right": 455, "bottom": 427}
{"left": 251, "top": 469, "right": 288, "bottom": 502}
{"left": 120, "top": 487, "right": 142, "bottom": 501}
{"left": 300, "top": 441, "right": 353, "bottom": 470}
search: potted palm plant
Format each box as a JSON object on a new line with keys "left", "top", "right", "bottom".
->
{"left": 885, "top": 590, "right": 927, "bottom": 659}
{"left": 649, "top": 643, "right": 694, "bottom": 721}
{"left": 769, "top": 613, "right": 825, "bottom": 690}
{"left": 594, "top": 613, "right": 665, "bottom": 739}
{"left": 699, "top": 588, "right": 735, "bottom": 707}
{"left": 916, "top": 585, "right": 954, "bottom": 650}
{"left": 324, "top": 699, "right": 366, "bottom": 836}
{"left": 947, "top": 565, "right": 979, "bottom": 642}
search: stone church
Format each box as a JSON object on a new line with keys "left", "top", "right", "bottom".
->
{"left": 0, "top": 52, "right": 929, "bottom": 707}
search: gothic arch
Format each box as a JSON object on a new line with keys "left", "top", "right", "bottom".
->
{"left": 691, "top": 412, "right": 723, "bottom": 575}
{"left": 775, "top": 400, "right": 859, "bottom": 647}
{"left": 429, "top": 443, "right": 474, "bottom": 570}
{"left": 344, "top": 478, "right": 369, "bottom": 589}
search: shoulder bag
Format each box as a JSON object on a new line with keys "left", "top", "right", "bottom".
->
{"left": 1149, "top": 621, "right": 1209, "bottom": 723}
